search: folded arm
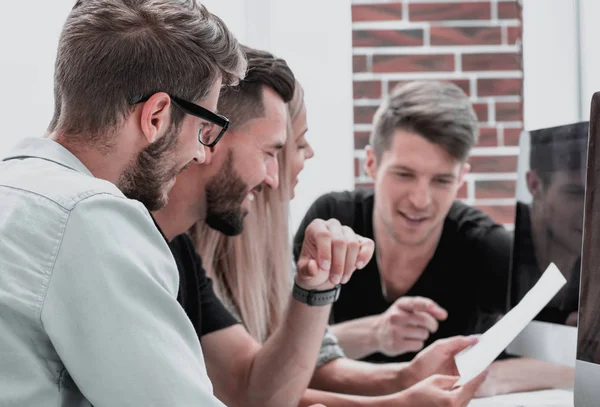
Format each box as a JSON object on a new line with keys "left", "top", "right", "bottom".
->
{"left": 476, "top": 358, "right": 574, "bottom": 397}
{"left": 203, "top": 218, "right": 375, "bottom": 407}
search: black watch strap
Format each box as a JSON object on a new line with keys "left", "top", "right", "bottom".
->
{"left": 292, "top": 283, "right": 341, "bottom": 306}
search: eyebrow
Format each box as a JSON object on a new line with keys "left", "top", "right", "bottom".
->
{"left": 389, "top": 165, "right": 456, "bottom": 178}
{"left": 270, "top": 141, "right": 285, "bottom": 150}
{"left": 296, "top": 128, "right": 308, "bottom": 139}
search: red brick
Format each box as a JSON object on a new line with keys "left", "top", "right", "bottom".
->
{"left": 457, "top": 182, "right": 468, "bottom": 199}
{"left": 354, "top": 81, "right": 382, "bottom": 99}
{"left": 476, "top": 204, "right": 516, "bottom": 225}
{"left": 503, "top": 128, "right": 523, "bottom": 146}
{"left": 478, "top": 127, "right": 498, "bottom": 146}
{"left": 373, "top": 54, "right": 454, "bottom": 73}
{"left": 462, "top": 53, "right": 521, "bottom": 71}
{"left": 354, "top": 131, "right": 371, "bottom": 150}
{"left": 475, "top": 180, "right": 517, "bottom": 199}
{"left": 353, "top": 55, "right": 367, "bottom": 73}
{"left": 389, "top": 79, "right": 470, "bottom": 96}
{"left": 354, "top": 106, "right": 379, "bottom": 124}
{"left": 496, "top": 102, "right": 522, "bottom": 121}
{"left": 507, "top": 26, "right": 521, "bottom": 45}
{"left": 430, "top": 27, "right": 501, "bottom": 46}
{"left": 352, "top": 4, "right": 404, "bottom": 22}
{"left": 354, "top": 158, "right": 361, "bottom": 177}
{"left": 498, "top": 2, "right": 521, "bottom": 19}
{"left": 477, "top": 78, "right": 522, "bottom": 97}
{"left": 353, "top": 29, "right": 424, "bottom": 47}
{"left": 409, "top": 2, "right": 491, "bottom": 21}
{"left": 470, "top": 155, "right": 518, "bottom": 173}
{"left": 473, "top": 102, "right": 489, "bottom": 123}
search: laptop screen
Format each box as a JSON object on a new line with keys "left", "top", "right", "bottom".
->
{"left": 509, "top": 122, "right": 588, "bottom": 326}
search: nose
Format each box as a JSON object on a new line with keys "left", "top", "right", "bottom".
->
{"left": 264, "top": 158, "right": 279, "bottom": 189}
{"left": 408, "top": 180, "right": 431, "bottom": 209}
{"left": 305, "top": 144, "right": 315, "bottom": 160}
{"left": 193, "top": 144, "right": 206, "bottom": 165}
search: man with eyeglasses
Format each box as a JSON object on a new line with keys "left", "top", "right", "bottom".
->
{"left": 0, "top": 1, "right": 247, "bottom": 406}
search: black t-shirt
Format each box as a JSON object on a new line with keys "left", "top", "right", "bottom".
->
{"left": 293, "top": 189, "right": 511, "bottom": 363}
{"left": 168, "top": 233, "right": 239, "bottom": 338}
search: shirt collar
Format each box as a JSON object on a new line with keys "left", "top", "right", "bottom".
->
{"left": 2, "top": 138, "right": 94, "bottom": 177}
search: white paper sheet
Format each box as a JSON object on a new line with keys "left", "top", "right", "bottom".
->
{"left": 454, "top": 263, "right": 567, "bottom": 385}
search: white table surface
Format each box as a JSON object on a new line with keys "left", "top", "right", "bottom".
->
{"left": 468, "top": 389, "right": 573, "bottom": 407}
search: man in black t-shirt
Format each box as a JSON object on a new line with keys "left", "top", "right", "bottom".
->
{"left": 150, "top": 46, "right": 375, "bottom": 407}
{"left": 295, "top": 81, "right": 575, "bottom": 396}
{"left": 296, "top": 190, "right": 510, "bottom": 364}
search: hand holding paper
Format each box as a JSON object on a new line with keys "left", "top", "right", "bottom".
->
{"left": 454, "top": 263, "right": 567, "bottom": 385}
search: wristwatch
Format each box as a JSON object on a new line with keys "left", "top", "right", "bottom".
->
{"left": 292, "top": 282, "right": 341, "bottom": 306}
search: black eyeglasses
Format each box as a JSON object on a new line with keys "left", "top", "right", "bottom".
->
{"left": 130, "top": 94, "right": 229, "bottom": 148}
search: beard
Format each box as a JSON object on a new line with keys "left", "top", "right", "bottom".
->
{"left": 204, "top": 149, "right": 253, "bottom": 236}
{"left": 118, "top": 122, "right": 180, "bottom": 211}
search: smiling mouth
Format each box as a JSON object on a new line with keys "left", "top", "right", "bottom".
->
{"left": 399, "top": 211, "right": 430, "bottom": 223}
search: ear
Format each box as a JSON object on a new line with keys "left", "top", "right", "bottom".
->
{"left": 364, "top": 145, "right": 379, "bottom": 180}
{"left": 458, "top": 162, "right": 471, "bottom": 188}
{"left": 139, "top": 92, "right": 172, "bottom": 144}
{"left": 204, "top": 128, "right": 234, "bottom": 164}
{"left": 526, "top": 170, "right": 543, "bottom": 197}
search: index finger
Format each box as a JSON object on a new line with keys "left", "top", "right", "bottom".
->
{"left": 306, "top": 219, "right": 332, "bottom": 272}
{"left": 326, "top": 218, "right": 347, "bottom": 284}
{"left": 396, "top": 297, "right": 448, "bottom": 320}
{"left": 435, "top": 335, "right": 479, "bottom": 357}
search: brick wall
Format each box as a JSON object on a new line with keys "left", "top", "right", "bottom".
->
{"left": 351, "top": 0, "right": 522, "bottom": 228}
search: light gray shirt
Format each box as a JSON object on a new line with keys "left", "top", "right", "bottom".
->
{"left": 0, "top": 139, "right": 223, "bottom": 407}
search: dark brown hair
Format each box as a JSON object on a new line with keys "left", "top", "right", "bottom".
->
{"left": 529, "top": 121, "right": 589, "bottom": 186}
{"left": 50, "top": 0, "right": 247, "bottom": 146}
{"left": 370, "top": 81, "right": 478, "bottom": 162}
{"left": 217, "top": 45, "right": 295, "bottom": 129}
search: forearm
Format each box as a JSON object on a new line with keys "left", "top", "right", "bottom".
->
{"left": 245, "top": 297, "right": 332, "bottom": 407}
{"left": 311, "top": 358, "right": 412, "bottom": 396}
{"left": 299, "top": 388, "right": 403, "bottom": 407}
{"left": 331, "top": 316, "right": 380, "bottom": 359}
{"left": 479, "top": 358, "right": 575, "bottom": 397}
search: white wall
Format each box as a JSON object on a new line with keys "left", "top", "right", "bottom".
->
{"left": 522, "top": 0, "right": 600, "bottom": 128}
{"left": 0, "top": 1, "right": 355, "bottom": 233}
{"left": 0, "top": 2, "right": 74, "bottom": 157}
{"left": 521, "top": 0, "right": 581, "bottom": 130}
{"left": 202, "top": 0, "right": 356, "bottom": 232}
{"left": 578, "top": 0, "right": 600, "bottom": 118}
{"left": 270, "top": 2, "right": 355, "bottom": 232}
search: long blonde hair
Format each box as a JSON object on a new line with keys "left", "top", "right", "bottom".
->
{"left": 191, "top": 81, "right": 305, "bottom": 342}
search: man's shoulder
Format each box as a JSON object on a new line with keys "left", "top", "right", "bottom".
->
{"left": 0, "top": 156, "right": 124, "bottom": 211}
{"left": 311, "top": 189, "right": 373, "bottom": 217}
{"left": 444, "top": 200, "right": 505, "bottom": 241}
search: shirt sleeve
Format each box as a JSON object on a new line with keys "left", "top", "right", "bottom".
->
{"left": 316, "top": 325, "right": 346, "bottom": 368}
{"left": 41, "top": 194, "right": 224, "bottom": 407}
